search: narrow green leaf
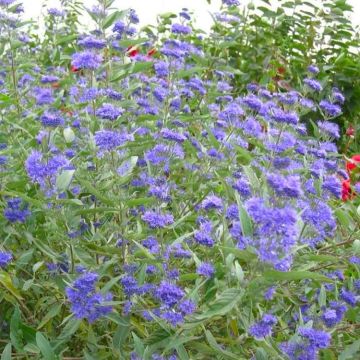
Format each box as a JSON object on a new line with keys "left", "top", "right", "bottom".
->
{"left": 56, "top": 170, "right": 75, "bottom": 192}
{"left": 264, "top": 270, "right": 333, "bottom": 283}
{"left": 1, "top": 343, "right": 12, "bottom": 360}
{"left": 36, "top": 332, "right": 56, "bottom": 360}
{"left": 205, "top": 330, "right": 239, "bottom": 359}
{"left": 339, "top": 339, "right": 360, "bottom": 360}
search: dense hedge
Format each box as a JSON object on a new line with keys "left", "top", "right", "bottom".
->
{"left": 0, "top": 0, "right": 360, "bottom": 359}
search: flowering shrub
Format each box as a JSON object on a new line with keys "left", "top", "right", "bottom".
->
{"left": 0, "top": 0, "right": 360, "bottom": 359}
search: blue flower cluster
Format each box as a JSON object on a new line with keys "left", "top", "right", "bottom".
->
{"left": 65, "top": 272, "right": 113, "bottom": 323}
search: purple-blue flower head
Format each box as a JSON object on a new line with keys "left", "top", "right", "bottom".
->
{"left": 71, "top": 51, "right": 103, "bottom": 70}
{"left": 154, "top": 61, "right": 169, "bottom": 77}
{"left": 94, "top": 130, "right": 129, "bottom": 151}
{"left": 249, "top": 314, "right": 277, "bottom": 339}
{"left": 307, "top": 64, "right": 319, "bottom": 74}
{"left": 197, "top": 262, "right": 215, "bottom": 277}
{"left": 66, "top": 272, "right": 112, "bottom": 322}
{"left": 95, "top": 103, "right": 124, "bottom": 121}
{"left": 4, "top": 198, "right": 30, "bottom": 223}
{"left": 155, "top": 281, "right": 185, "bottom": 307}
{"left": 322, "top": 175, "right": 342, "bottom": 199}
{"left": 298, "top": 328, "right": 331, "bottom": 349}
{"left": 141, "top": 210, "right": 174, "bottom": 228}
{"left": 304, "top": 78, "right": 323, "bottom": 92}
{"left": 222, "top": 0, "right": 240, "bottom": 5}
{"left": 78, "top": 36, "right": 106, "bottom": 49}
{"left": 0, "top": 251, "right": 12, "bottom": 268}
{"left": 267, "top": 173, "right": 302, "bottom": 198}
{"left": 160, "top": 128, "right": 186, "bottom": 143}
{"left": 41, "top": 75, "right": 59, "bottom": 84}
{"left": 318, "top": 121, "right": 340, "bottom": 139}
{"left": 201, "top": 195, "right": 223, "bottom": 211}
{"left": 340, "top": 288, "right": 358, "bottom": 307}
{"left": 321, "top": 301, "right": 347, "bottom": 327}
{"left": 40, "top": 110, "right": 64, "bottom": 127}
{"left": 320, "top": 100, "right": 342, "bottom": 117}
{"left": 171, "top": 23, "right": 192, "bottom": 35}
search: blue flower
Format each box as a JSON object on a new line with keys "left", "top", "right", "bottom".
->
{"left": 197, "top": 262, "right": 214, "bottom": 277}
{"left": 4, "top": 198, "right": 30, "bottom": 223}
{"left": 171, "top": 23, "right": 192, "bottom": 35}
{"left": 95, "top": 103, "right": 124, "bottom": 121}
{"left": 40, "top": 75, "right": 59, "bottom": 84}
{"left": 71, "top": 51, "right": 103, "bottom": 70}
{"left": 307, "top": 64, "right": 319, "bottom": 74}
{"left": 40, "top": 110, "right": 64, "bottom": 127}
{"left": 0, "top": 251, "right": 12, "bottom": 268}
{"left": 194, "top": 218, "right": 214, "bottom": 247}
{"left": 160, "top": 128, "right": 187, "bottom": 143}
{"left": 340, "top": 288, "right": 358, "bottom": 307}
{"left": 155, "top": 281, "right": 185, "bottom": 307}
{"left": 321, "top": 301, "right": 347, "bottom": 327}
{"left": 267, "top": 173, "right": 302, "bottom": 198}
{"left": 322, "top": 175, "right": 342, "bottom": 199}
{"left": 320, "top": 100, "right": 341, "bottom": 117}
{"left": 78, "top": 36, "right": 106, "bottom": 49}
{"left": 141, "top": 210, "right": 174, "bottom": 228}
{"left": 222, "top": 0, "right": 240, "bottom": 5}
{"left": 304, "top": 78, "right": 323, "bottom": 92}
{"left": 94, "top": 130, "right": 129, "bottom": 151}
{"left": 201, "top": 195, "right": 223, "bottom": 211}
{"left": 154, "top": 61, "right": 169, "bottom": 77}
{"left": 249, "top": 314, "right": 277, "bottom": 339}
{"left": 66, "top": 272, "right": 113, "bottom": 322}
{"left": 318, "top": 121, "right": 340, "bottom": 139}
{"left": 298, "top": 328, "right": 331, "bottom": 349}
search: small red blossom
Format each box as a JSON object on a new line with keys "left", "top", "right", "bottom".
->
{"left": 346, "top": 125, "right": 355, "bottom": 137}
{"left": 341, "top": 179, "right": 352, "bottom": 201}
{"left": 70, "top": 65, "right": 80, "bottom": 73}
{"left": 127, "top": 46, "right": 139, "bottom": 57}
{"left": 147, "top": 48, "right": 157, "bottom": 57}
{"left": 346, "top": 154, "right": 360, "bottom": 173}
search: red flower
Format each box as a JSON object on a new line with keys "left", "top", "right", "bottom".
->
{"left": 70, "top": 65, "right": 80, "bottom": 73}
{"left": 127, "top": 46, "right": 139, "bottom": 57}
{"left": 346, "top": 154, "right": 360, "bottom": 173}
{"left": 341, "top": 179, "right": 352, "bottom": 201}
{"left": 147, "top": 48, "right": 157, "bottom": 57}
{"left": 346, "top": 125, "right": 355, "bottom": 137}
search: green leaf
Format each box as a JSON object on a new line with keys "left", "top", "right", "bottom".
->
{"left": 106, "top": 313, "right": 129, "bottom": 326}
{"left": 37, "top": 304, "right": 62, "bottom": 330}
{"left": 339, "top": 339, "right": 360, "bottom": 360}
{"left": 0, "top": 271, "right": 22, "bottom": 300}
{"left": 219, "top": 246, "right": 257, "bottom": 262}
{"left": 36, "top": 332, "right": 56, "bottom": 360}
{"left": 76, "top": 177, "right": 115, "bottom": 206}
{"left": 56, "top": 170, "right": 75, "bottom": 192}
{"left": 205, "top": 330, "right": 239, "bottom": 359}
{"left": 1, "top": 343, "right": 12, "bottom": 360}
{"left": 264, "top": 270, "right": 333, "bottom": 283}
{"left": 63, "top": 127, "right": 75, "bottom": 143}
{"left": 188, "top": 288, "right": 243, "bottom": 323}
{"left": 132, "top": 333, "right": 145, "bottom": 357}
{"left": 117, "top": 156, "right": 138, "bottom": 178}
{"left": 163, "top": 335, "right": 200, "bottom": 353}
{"left": 55, "top": 34, "right": 78, "bottom": 45}
{"left": 102, "top": 10, "right": 128, "bottom": 29}
{"left": 10, "top": 307, "right": 23, "bottom": 352}
{"left": 234, "top": 192, "right": 253, "bottom": 237}
{"left": 119, "top": 38, "right": 149, "bottom": 48}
